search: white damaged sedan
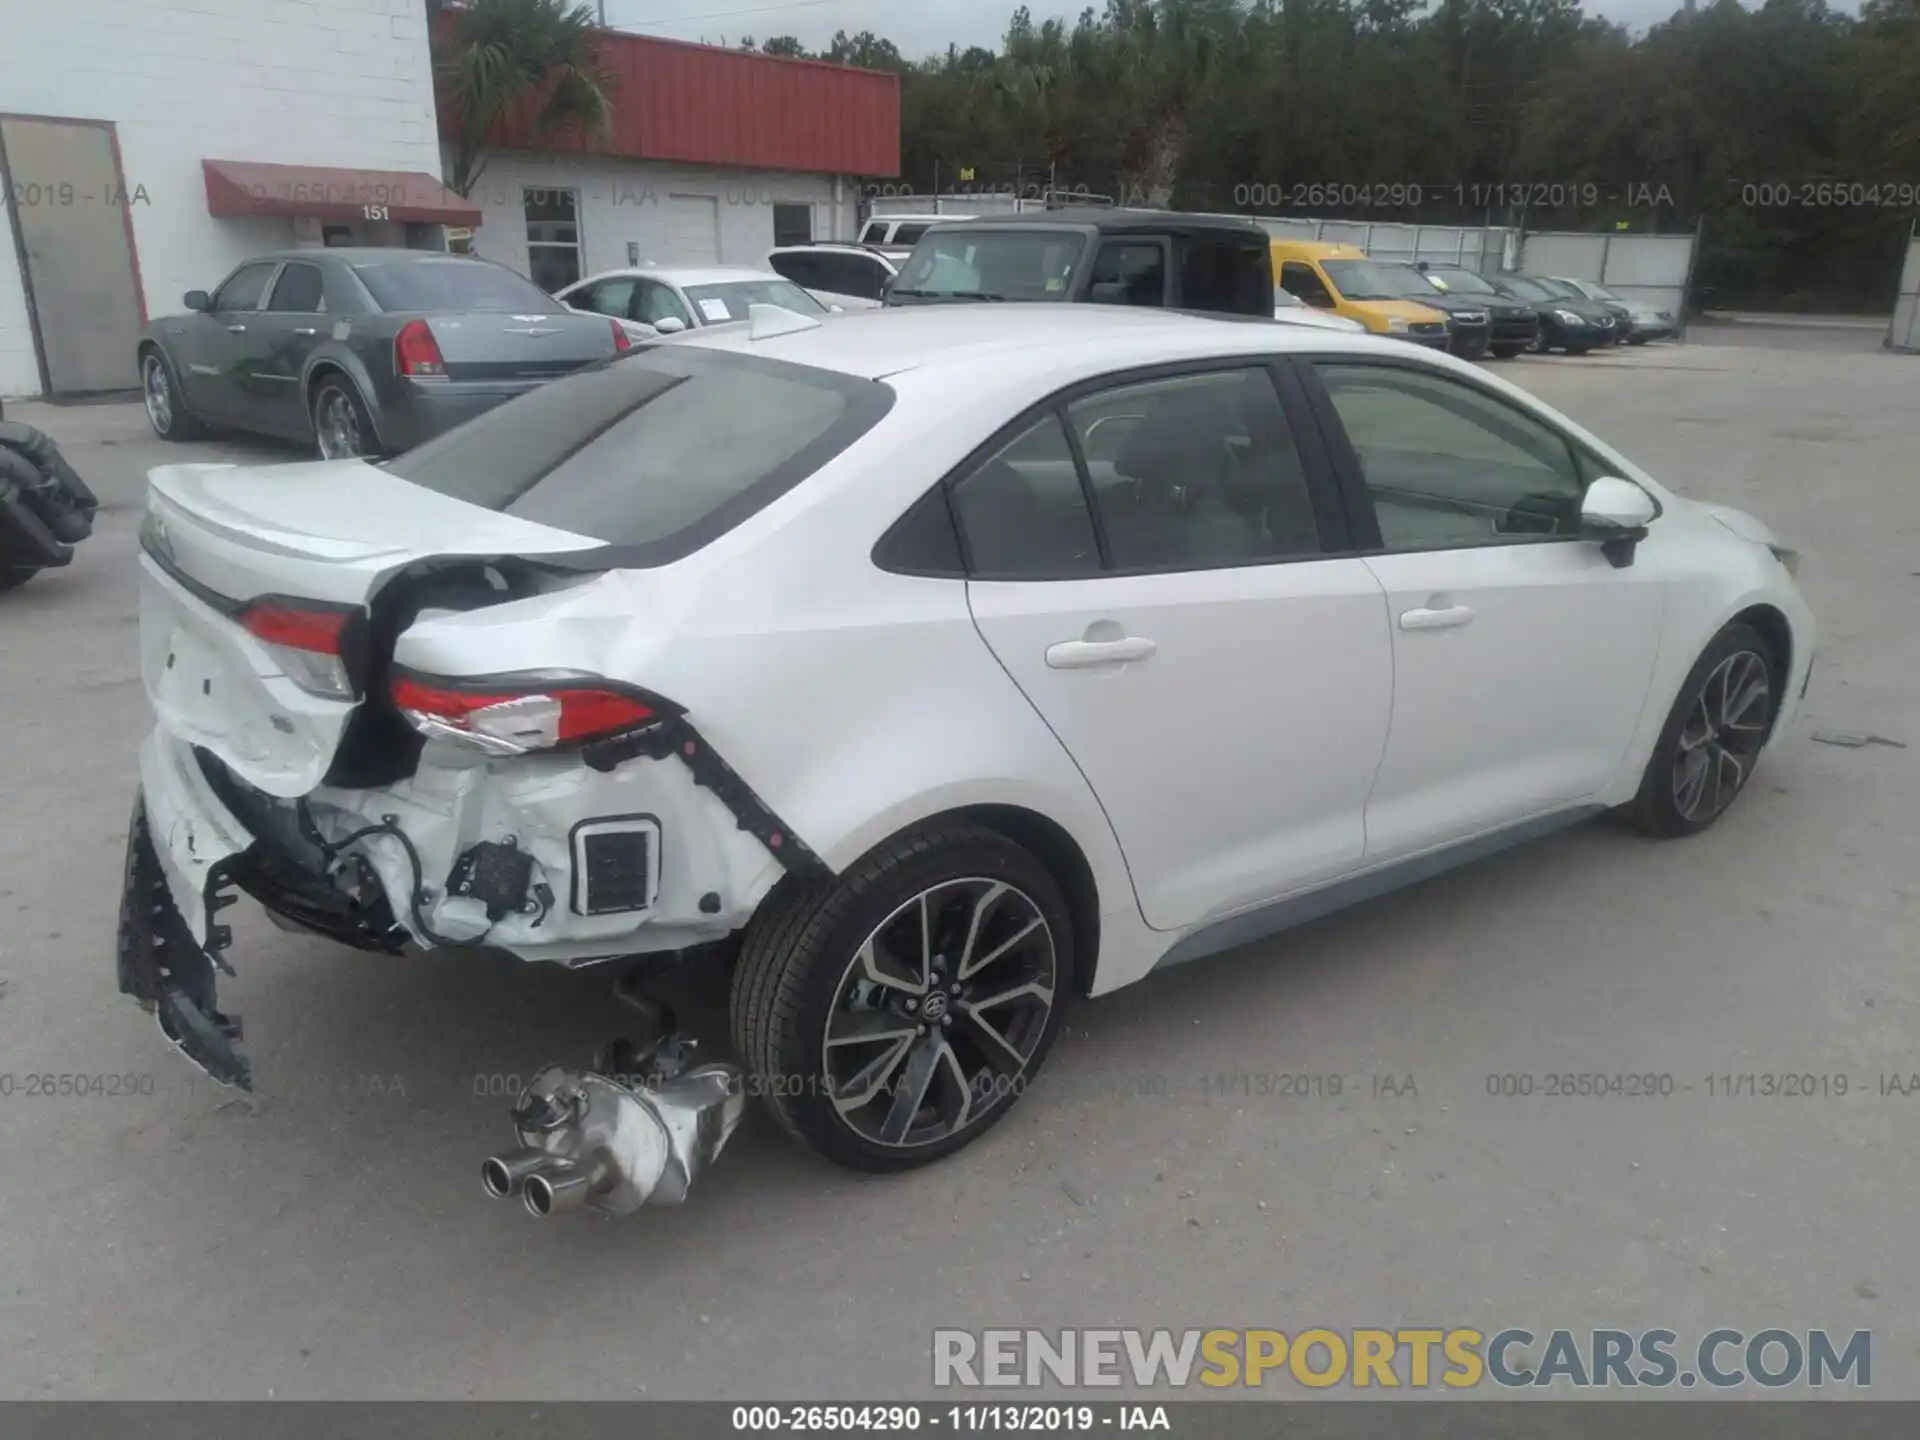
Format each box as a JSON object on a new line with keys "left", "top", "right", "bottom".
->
{"left": 118, "top": 302, "right": 1813, "bottom": 1218}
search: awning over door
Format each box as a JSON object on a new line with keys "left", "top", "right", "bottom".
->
{"left": 201, "top": 159, "right": 483, "bottom": 226}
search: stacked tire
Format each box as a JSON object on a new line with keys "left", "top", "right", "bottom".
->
{"left": 0, "top": 419, "right": 99, "bottom": 592}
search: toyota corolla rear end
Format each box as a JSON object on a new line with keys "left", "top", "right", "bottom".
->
{"left": 118, "top": 341, "right": 890, "bottom": 1103}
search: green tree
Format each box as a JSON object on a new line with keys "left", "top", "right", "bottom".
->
{"left": 437, "top": 0, "right": 614, "bottom": 198}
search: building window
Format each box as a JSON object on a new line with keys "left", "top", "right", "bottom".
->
{"left": 525, "top": 187, "right": 582, "bottom": 292}
{"left": 773, "top": 202, "right": 813, "bottom": 247}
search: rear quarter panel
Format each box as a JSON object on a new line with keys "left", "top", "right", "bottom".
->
{"left": 387, "top": 363, "right": 1169, "bottom": 993}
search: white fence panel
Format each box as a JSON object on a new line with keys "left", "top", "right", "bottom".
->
{"left": 1888, "top": 230, "right": 1920, "bottom": 352}
{"left": 1520, "top": 231, "right": 1695, "bottom": 318}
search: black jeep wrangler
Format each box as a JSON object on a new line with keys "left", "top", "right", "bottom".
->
{"left": 882, "top": 209, "right": 1276, "bottom": 317}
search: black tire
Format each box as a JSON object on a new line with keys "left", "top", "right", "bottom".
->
{"left": 1526, "top": 329, "right": 1547, "bottom": 354}
{"left": 310, "top": 375, "right": 381, "bottom": 461}
{"left": 1629, "top": 336, "right": 1649, "bottom": 346}
{"left": 140, "top": 348, "right": 202, "bottom": 440}
{"left": 0, "top": 568, "right": 37, "bottom": 593}
{"left": 1489, "top": 344, "right": 1524, "bottom": 359}
{"left": 1625, "top": 621, "right": 1778, "bottom": 838}
{"left": 1567, "top": 345, "right": 1592, "bottom": 356}
{"left": 730, "top": 823, "right": 1075, "bottom": 1174}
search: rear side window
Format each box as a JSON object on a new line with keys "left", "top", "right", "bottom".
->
{"left": 352, "top": 258, "right": 559, "bottom": 313}
{"left": 949, "top": 413, "right": 1101, "bottom": 578}
{"left": 1179, "top": 240, "right": 1273, "bottom": 315}
{"left": 268, "top": 262, "right": 326, "bottom": 313}
{"left": 824, "top": 253, "right": 888, "bottom": 300}
{"left": 383, "top": 348, "right": 894, "bottom": 565}
{"left": 769, "top": 252, "right": 822, "bottom": 288}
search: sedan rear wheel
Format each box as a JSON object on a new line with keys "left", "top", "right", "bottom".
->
{"left": 312, "top": 377, "right": 378, "bottom": 461}
{"left": 731, "top": 824, "right": 1074, "bottom": 1172}
{"left": 1627, "top": 622, "right": 1777, "bottom": 837}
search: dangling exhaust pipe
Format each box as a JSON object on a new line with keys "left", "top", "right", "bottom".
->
{"left": 479, "top": 1038, "right": 746, "bottom": 1219}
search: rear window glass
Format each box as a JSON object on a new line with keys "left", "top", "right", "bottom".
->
{"left": 352, "top": 258, "right": 559, "bottom": 313}
{"left": 382, "top": 347, "right": 893, "bottom": 564}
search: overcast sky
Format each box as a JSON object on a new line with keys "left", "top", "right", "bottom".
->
{"left": 600, "top": 0, "right": 1788, "bottom": 61}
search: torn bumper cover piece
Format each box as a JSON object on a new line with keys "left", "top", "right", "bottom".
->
{"left": 115, "top": 732, "right": 407, "bottom": 1092}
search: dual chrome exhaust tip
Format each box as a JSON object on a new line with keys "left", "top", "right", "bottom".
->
{"left": 479, "top": 1148, "right": 600, "bottom": 1217}
{"left": 479, "top": 1046, "right": 746, "bottom": 1219}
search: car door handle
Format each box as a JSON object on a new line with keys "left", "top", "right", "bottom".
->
{"left": 1045, "top": 636, "right": 1157, "bottom": 669}
{"left": 293, "top": 327, "right": 317, "bottom": 336}
{"left": 226, "top": 323, "right": 247, "bottom": 333}
{"left": 1399, "top": 604, "right": 1475, "bottom": 632}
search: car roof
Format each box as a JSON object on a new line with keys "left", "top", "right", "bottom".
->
{"left": 258, "top": 247, "right": 496, "bottom": 265}
{"left": 920, "top": 207, "right": 1268, "bottom": 240}
{"left": 570, "top": 265, "right": 785, "bottom": 289}
{"left": 1270, "top": 240, "right": 1367, "bottom": 259}
{"left": 768, "top": 243, "right": 894, "bottom": 262}
{"left": 660, "top": 302, "right": 1361, "bottom": 383}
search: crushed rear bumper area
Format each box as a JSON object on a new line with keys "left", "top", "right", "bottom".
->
{"left": 116, "top": 733, "right": 407, "bottom": 1092}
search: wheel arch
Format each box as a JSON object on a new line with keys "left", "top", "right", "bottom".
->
{"left": 784, "top": 801, "right": 1109, "bottom": 999}
{"left": 302, "top": 355, "right": 389, "bottom": 452}
{"left": 1729, "top": 601, "right": 1793, "bottom": 696}
{"left": 944, "top": 802, "right": 1103, "bottom": 998}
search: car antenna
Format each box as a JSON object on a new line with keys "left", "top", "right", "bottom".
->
{"left": 747, "top": 304, "right": 822, "bottom": 340}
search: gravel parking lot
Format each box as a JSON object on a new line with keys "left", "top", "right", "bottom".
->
{"left": 2, "top": 334, "right": 1916, "bottom": 1401}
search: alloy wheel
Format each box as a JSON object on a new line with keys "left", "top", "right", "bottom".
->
{"left": 1671, "top": 650, "right": 1772, "bottom": 823}
{"left": 1526, "top": 328, "right": 1546, "bottom": 353}
{"left": 822, "top": 877, "right": 1058, "bottom": 1150}
{"left": 142, "top": 356, "right": 172, "bottom": 434}
{"left": 316, "top": 388, "right": 365, "bottom": 460}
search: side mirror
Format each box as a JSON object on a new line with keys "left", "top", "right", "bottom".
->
{"left": 652, "top": 316, "right": 687, "bottom": 335}
{"left": 1581, "top": 476, "right": 1660, "bottom": 568}
{"left": 184, "top": 290, "right": 211, "bottom": 312}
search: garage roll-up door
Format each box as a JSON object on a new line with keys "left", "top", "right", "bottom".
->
{"left": 665, "top": 195, "right": 721, "bottom": 264}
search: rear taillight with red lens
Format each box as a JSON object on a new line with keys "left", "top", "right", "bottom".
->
{"left": 395, "top": 319, "right": 446, "bottom": 378}
{"left": 610, "top": 319, "right": 631, "bottom": 352}
{"left": 391, "top": 674, "right": 659, "bottom": 755}
{"left": 240, "top": 600, "right": 356, "bottom": 699}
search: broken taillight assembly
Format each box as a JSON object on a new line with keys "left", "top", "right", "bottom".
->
{"left": 390, "top": 674, "right": 660, "bottom": 756}
{"left": 240, "top": 599, "right": 357, "bottom": 699}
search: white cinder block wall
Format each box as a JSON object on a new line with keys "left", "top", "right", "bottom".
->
{"left": 452, "top": 149, "right": 860, "bottom": 281}
{"left": 0, "top": 0, "right": 441, "bottom": 397}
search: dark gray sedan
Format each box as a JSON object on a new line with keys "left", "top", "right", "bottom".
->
{"left": 136, "top": 248, "right": 627, "bottom": 460}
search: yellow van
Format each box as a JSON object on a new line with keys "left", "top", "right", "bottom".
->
{"left": 1269, "top": 240, "right": 1451, "bottom": 346}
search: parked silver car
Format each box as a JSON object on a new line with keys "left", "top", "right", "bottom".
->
{"left": 137, "top": 249, "right": 628, "bottom": 460}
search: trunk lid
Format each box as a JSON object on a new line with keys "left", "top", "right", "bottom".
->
{"left": 423, "top": 311, "right": 620, "bottom": 383}
{"left": 139, "top": 459, "right": 606, "bottom": 798}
